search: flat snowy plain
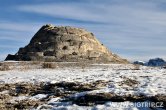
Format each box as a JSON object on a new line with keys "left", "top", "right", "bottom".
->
{"left": 0, "top": 62, "right": 165, "bottom": 110}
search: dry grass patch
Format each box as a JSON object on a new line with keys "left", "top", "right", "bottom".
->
{"left": 42, "top": 62, "right": 57, "bottom": 69}
{"left": 0, "top": 63, "right": 10, "bottom": 71}
{"left": 30, "top": 61, "right": 41, "bottom": 65}
{"left": 133, "top": 64, "right": 140, "bottom": 70}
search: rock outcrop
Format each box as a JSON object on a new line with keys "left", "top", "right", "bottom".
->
{"left": 134, "top": 58, "right": 166, "bottom": 67}
{"left": 147, "top": 58, "right": 166, "bottom": 66}
{"left": 5, "top": 24, "right": 128, "bottom": 63}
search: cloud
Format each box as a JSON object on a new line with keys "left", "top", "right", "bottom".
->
{"left": 0, "top": 22, "right": 41, "bottom": 32}
{"left": 1, "top": 0, "right": 166, "bottom": 61}
{"left": 0, "top": 22, "right": 43, "bottom": 61}
{"left": 17, "top": 3, "right": 105, "bottom": 24}
{"left": 16, "top": 1, "right": 166, "bottom": 39}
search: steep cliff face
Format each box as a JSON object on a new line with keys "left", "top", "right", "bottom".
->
{"left": 5, "top": 24, "right": 128, "bottom": 63}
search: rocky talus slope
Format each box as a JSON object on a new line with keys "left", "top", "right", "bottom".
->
{"left": 5, "top": 24, "right": 128, "bottom": 63}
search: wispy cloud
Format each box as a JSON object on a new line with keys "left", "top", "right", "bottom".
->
{"left": 0, "top": 0, "right": 166, "bottom": 61}
{"left": 0, "top": 22, "right": 43, "bottom": 61}
{"left": 0, "top": 22, "right": 41, "bottom": 32}
{"left": 17, "top": 3, "right": 105, "bottom": 23}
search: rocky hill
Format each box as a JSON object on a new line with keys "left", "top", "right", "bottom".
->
{"left": 5, "top": 24, "right": 128, "bottom": 63}
{"left": 134, "top": 58, "right": 166, "bottom": 67}
{"left": 147, "top": 58, "right": 166, "bottom": 66}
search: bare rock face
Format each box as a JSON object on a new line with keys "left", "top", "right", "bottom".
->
{"left": 5, "top": 24, "right": 128, "bottom": 63}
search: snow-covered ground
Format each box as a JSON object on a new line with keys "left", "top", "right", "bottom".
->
{"left": 0, "top": 62, "right": 165, "bottom": 110}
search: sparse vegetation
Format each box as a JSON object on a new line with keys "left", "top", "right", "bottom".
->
{"left": 119, "top": 77, "right": 139, "bottom": 87}
{"left": 0, "top": 63, "right": 166, "bottom": 109}
{"left": 133, "top": 64, "right": 140, "bottom": 70}
{"left": 31, "top": 61, "right": 41, "bottom": 65}
{"left": 0, "top": 63, "right": 10, "bottom": 71}
{"left": 42, "top": 62, "right": 56, "bottom": 69}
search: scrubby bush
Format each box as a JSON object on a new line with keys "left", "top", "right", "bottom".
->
{"left": 31, "top": 61, "right": 41, "bottom": 65}
{"left": 133, "top": 64, "right": 140, "bottom": 70}
{"left": 0, "top": 63, "right": 10, "bottom": 71}
{"left": 42, "top": 62, "right": 56, "bottom": 69}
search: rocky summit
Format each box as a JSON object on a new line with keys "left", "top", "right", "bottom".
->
{"left": 5, "top": 24, "right": 128, "bottom": 63}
